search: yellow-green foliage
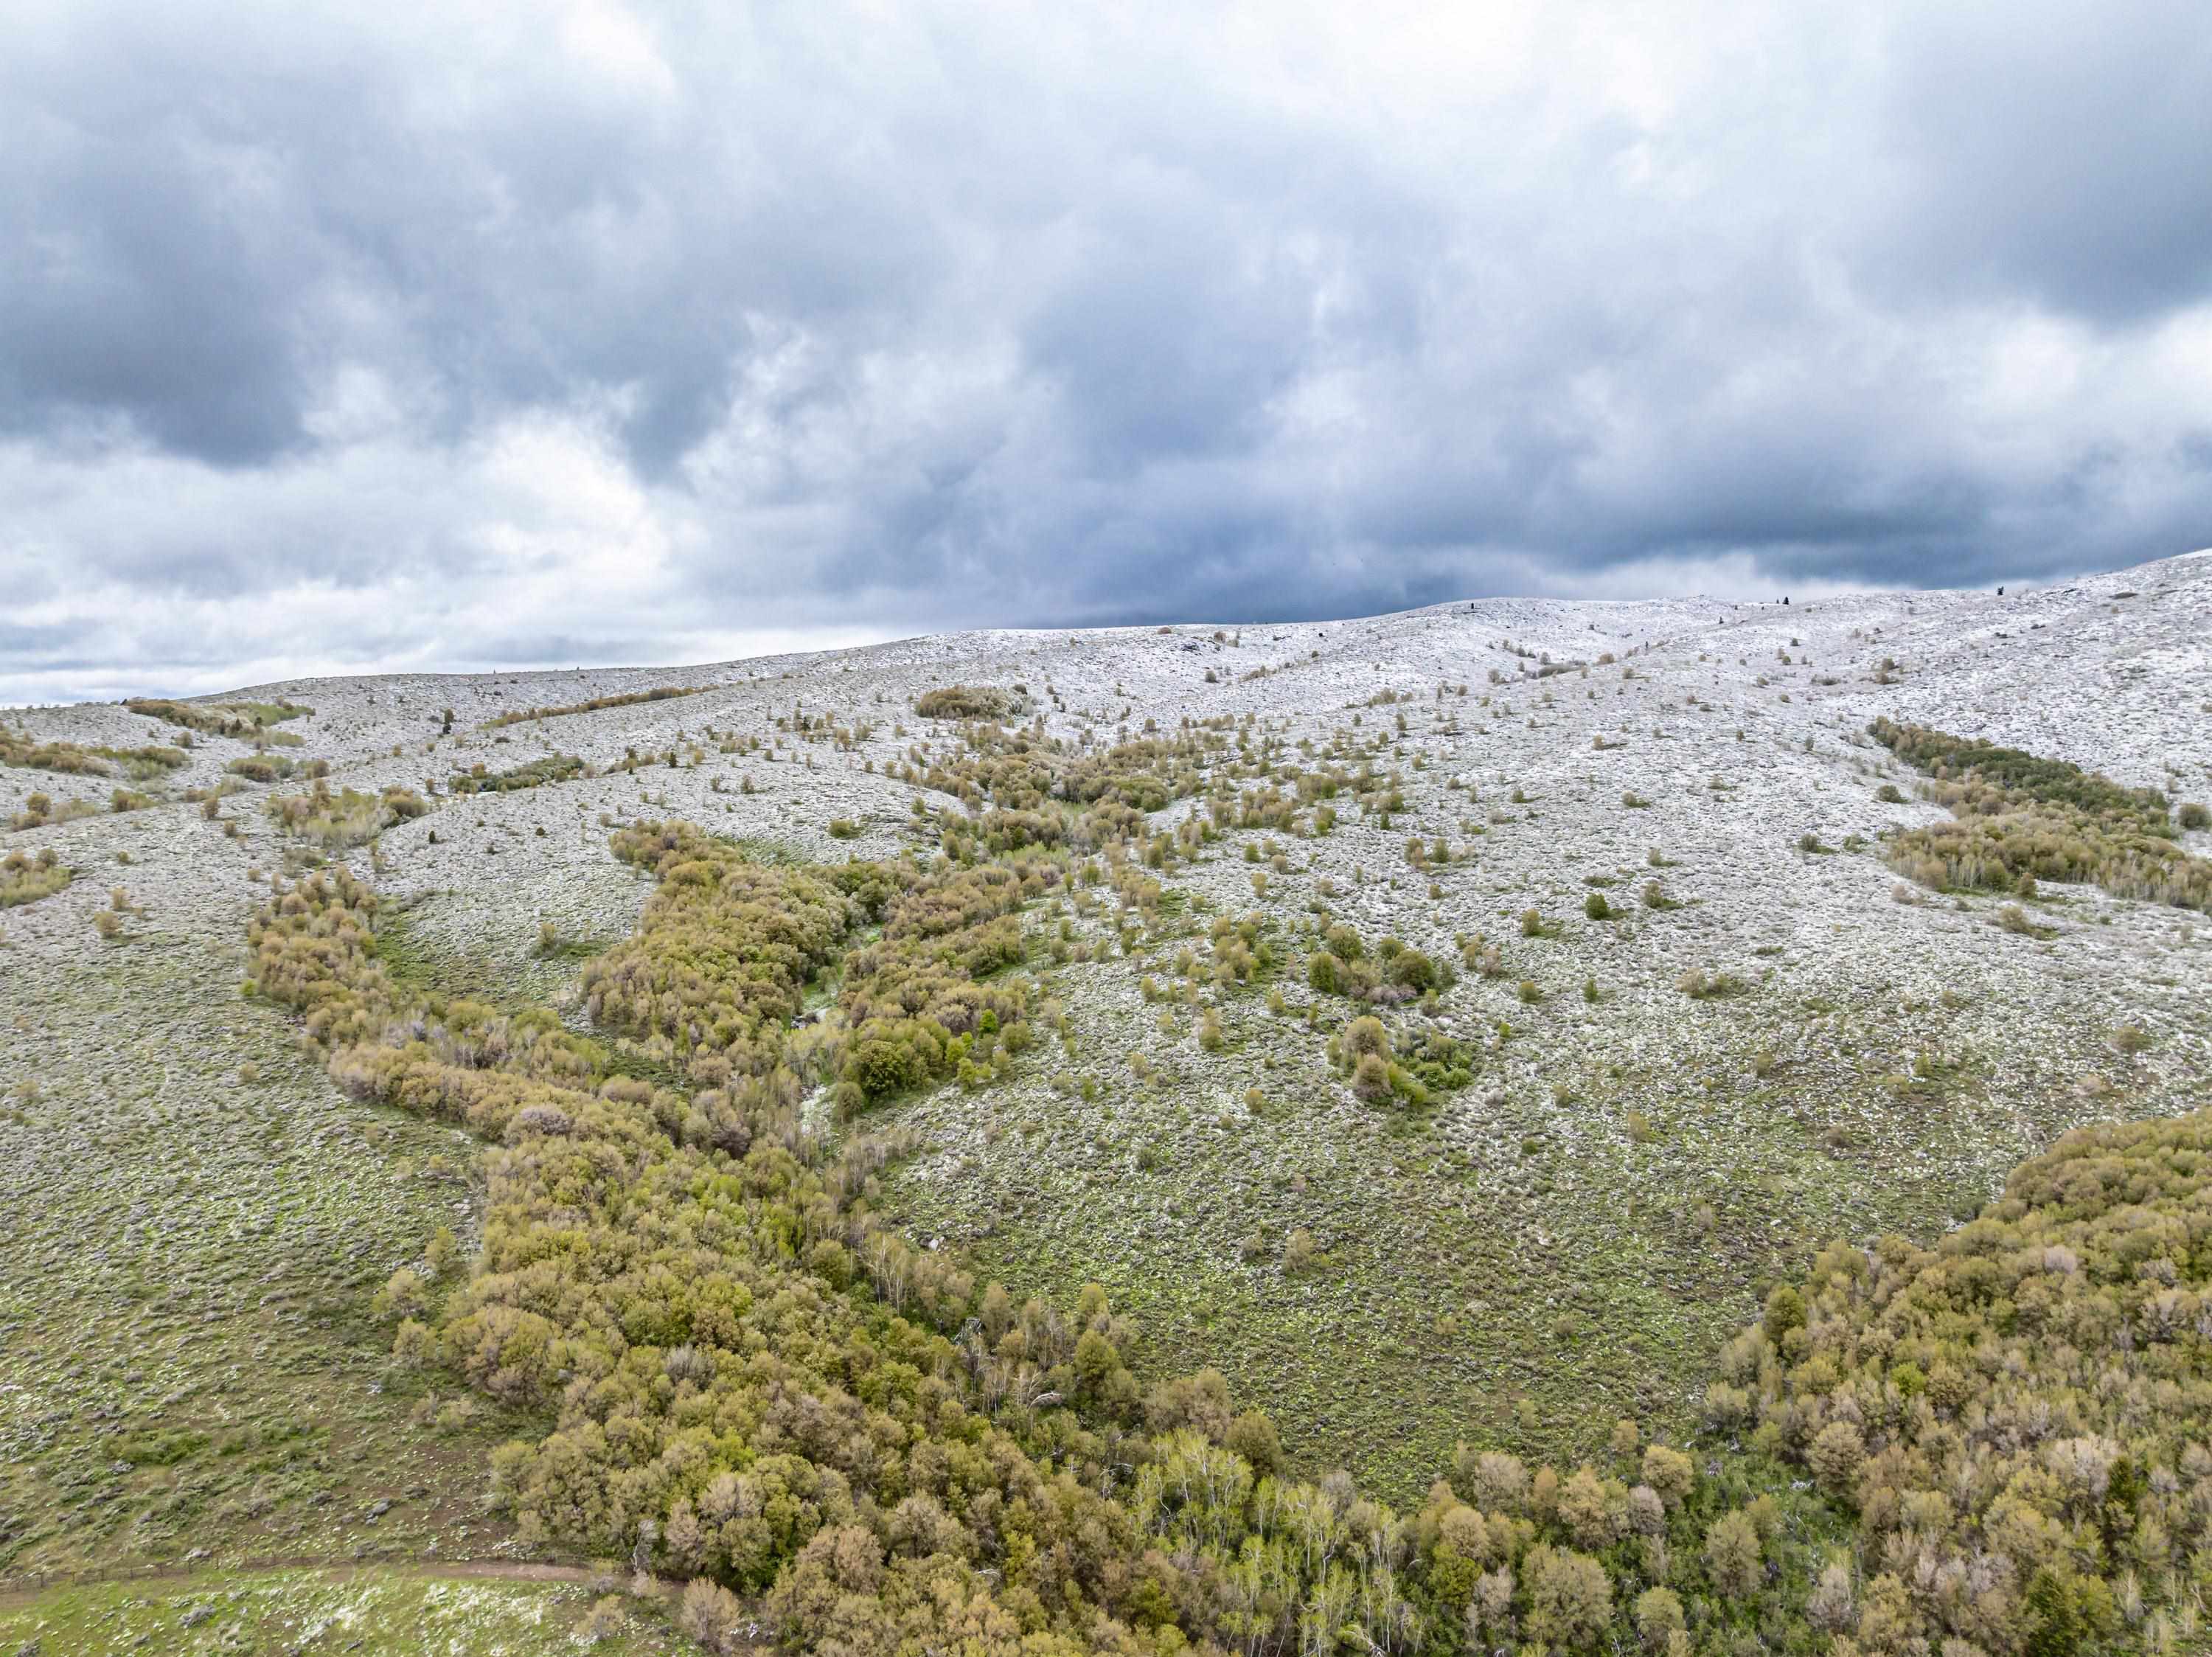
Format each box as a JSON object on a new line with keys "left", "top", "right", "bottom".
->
{"left": 585, "top": 821, "right": 866, "bottom": 1083}
{"left": 1729, "top": 1114, "right": 2212, "bottom": 1653}
{"left": 837, "top": 855, "right": 1049, "bottom": 1104}
{"left": 1871, "top": 718, "right": 2174, "bottom": 830}
{"left": 0, "top": 726, "right": 108, "bottom": 775}
{"left": 244, "top": 820, "right": 2212, "bottom": 1657}
{"left": 265, "top": 779, "right": 431, "bottom": 848}
{"left": 1, "top": 847, "right": 71, "bottom": 907}
{"left": 10, "top": 791, "right": 97, "bottom": 831}
{"left": 448, "top": 754, "right": 587, "bottom": 793}
{"left": 1304, "top": 920, "right": 1447, "bottom": 1007}
{"left": 227, "top": 754, "right": 298, "bottom": 783}
{"left": 914, "top": 683, "right": 1018, "bottom": 719}
{"left": 481, "top": 684, "right": 702, "bottom": 729}
{"left": 128, "top": 696, "right": 310, "bottom": 742}
{"left": 1874, "top": 716, "right": 2212, "bottom": 909}
{"left": 587, "top": 822, "right": 1048, "bottom": 1108}
{"left": 1, "top": 723, "right": 189, "bottom": 778}
{"left": 915, "top": 725, "right": 1208, "bottom": 814}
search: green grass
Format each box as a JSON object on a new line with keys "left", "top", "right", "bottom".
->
{"left": 372, "top": 903, "right": 610, "bottom": 1013}
{"left": 869, "top": 861, "right": 2183, "bottom": 1502}
{"left": 0, "top": 1566, "right": 706, "bottom": 1655}
{"left": 0, "top": 927, "right": 531, "bottom": 1578}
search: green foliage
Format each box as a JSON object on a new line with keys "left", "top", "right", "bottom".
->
{"left": 266, "top": 779, "right": 431, "bottom": 847}
{"left": 914, "top": 684, "right": 1019, "bottom": 719}
{"left": 1871, "top": 716, "right": 2174, "bottom": 830}
{"left": 448, "top": 753, "right": 587, "bottom": 793}
{"left": 585, "top": 822, "right": 863, "bottom": 1084}
{"left": 1394, "top": 1026, "right": 1475, "bottom": 1094}
{"left": 226, "top": 753, "right": 296, "bottom": 783}
{"left": 1305, "top": 923, "right": 1450, "bottom": 1006}
{"left": 1874, "top": 716, "right": 2212, "bottom": 909}
{"left": 1, "top": 847, "right": 71, "bottom": 907}
{"left": 838, "top": 855, "right": 1045, "bottom": 1102}
{"left": 128, "top": 696, "right": 310, "bottom": 740}
{"left": 241, "top": 804, "right": 2212, "bottom": 1657}
{"left": 481, "top": 684, "right": 702, "bottom": 729}
{"left": 0, "top": 723, "right": 190, "bottom": 778}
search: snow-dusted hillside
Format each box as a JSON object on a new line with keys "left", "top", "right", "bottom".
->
{"left": 4, "top": 550, "right": 2209, "bottom": 1498}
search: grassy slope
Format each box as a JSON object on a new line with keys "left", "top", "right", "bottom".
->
{"left": 0, "top": 1566, "right": 705, "bottom": 1655}
{"left": 0, "top": 913, "right": 529, "bottom": 1577}
{"left": 869, "top": 827, "right": 2191, "bottom": 1501}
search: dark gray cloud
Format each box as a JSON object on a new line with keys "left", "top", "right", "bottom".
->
{"left": 3, "top": 0, "right": 2209, "bottom": 702}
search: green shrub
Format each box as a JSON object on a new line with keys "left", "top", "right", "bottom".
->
{"left": 226, "top": 754, "right": 294, "bottom": 783}
{"left": 1874, "top": 718, "right": 2212, "bottom": 909}
{"left": 0, "top": 848, "right": 70, "bottom": 908}
{"left": 448, "top": 754, "right": 585, "bottom": 793}
{"left": 230, "top": 807, "right": 2212, "bottom": 1657}
{"left": 128, "top": 696, "right": 311, "bottom": 739}
{"left": 482, "top": 685, "right": 701, "bottom": 729}
{"left": 915, "top": 684, "right": 1016, "bottom": 719}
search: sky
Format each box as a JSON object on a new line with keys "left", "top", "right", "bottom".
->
{"left": 4, "top": 0, "right": 2210, "bottom": 704}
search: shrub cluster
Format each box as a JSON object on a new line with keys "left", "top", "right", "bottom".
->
{"left": 915, "top": 684, "right": 1021, "bottom": 720}
{"left": 448, "top": 754, "right": 588, "bottom": 793}
{"left": 226, "top": 754, "right": 298, "bottom": 783}
{"left": 1708, "top": 1113, "right": 2212, "bottom": 1654}
{"left": 9, "top": 791, "right": 97, "bottom": 831}
{"left": 243, "top": 816, "right": 2212, "bottom": 1657}
{"left": 128, "top": 696, "right": 310, "bottom": 741}
{"left": 0, "top": 847, "right": 70, "bottom": 908}
{"left": 1870, "top": 719, "right": 2174, "bottom": 833}
{"left": 265, "top": 779, "right": 431, "bottom": 848}
{"left": 1329, "top": 1014, "right": 1473, "bottom": 1105}
{"left": 0, "top": 724, "right": 189, "bottom": 778}
{"left": 911, "top": 724, "right": 1212, "bottom": 816}
{"left": 835, "top": 855, "right": 1049, "bottom": 1105}
{"left": 1305, "top": 923, "right": 1449, "bottom": 1006}
{"left": 481, "top": 685, "right": 703, "bottom": 729}
{"left": 585, "top": 822, "right": 866, "bottom": 1083}
{"left": 1871, "top": 718, "right": 2211, "bottom": 909}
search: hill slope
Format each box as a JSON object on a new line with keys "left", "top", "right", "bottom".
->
{"left": 2, "top": 554, "right": 2208, "bottom": 1653}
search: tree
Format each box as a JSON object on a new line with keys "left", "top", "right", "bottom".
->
{"left": 1640, "top": 1444, "right": 1694, "bottom": 1507}
{"left": 1524, "top": 1544, "right": 1612, "bottom": 1649}
{"left": 1352, "top": 1051, "right": 1393, "bottom": 1101}
{"left": 1761, "top": 1283, "right": 1806, "bottom": 1347}
{"left": 1557, "top": 1465, "right": 1617, "bottom": 1549}
{"left": 1633, "top": 1585, "right": 1685, "bottom": 1650}
{"left": 1808, "top": 1419, "right": 1866, "bottom": 1500}
{"left": 1806, "top": 1557, "right": 1855, "bottom": 1633}
{"left": 1704, "top": 1509, "right": 1762, "bottom": 1597}
{"left": 678, "top": 1578, "right": 746, "bottom": 1653}
{"left": 1225, "top": 1409, "right": 1284, "bottom": 1476}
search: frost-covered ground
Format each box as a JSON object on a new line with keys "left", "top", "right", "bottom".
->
{"left": 4, "top": 552, "right": 2208, "bottom": 1531}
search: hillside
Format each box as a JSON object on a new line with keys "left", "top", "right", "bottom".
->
{"left": 3, "top": 552, "right": 2209, "bottom": 1653}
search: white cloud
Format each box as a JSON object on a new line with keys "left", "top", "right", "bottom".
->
{"left": 3, "top": 0, "right": 2208, "bottom": 701}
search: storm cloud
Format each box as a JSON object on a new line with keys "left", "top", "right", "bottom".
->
{"left": 4, "top": 0, "right": 2209, "bottom": 701}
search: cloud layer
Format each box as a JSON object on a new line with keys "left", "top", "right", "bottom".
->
{"left": 4, "top": 0, "right": 2210, "bottom": 701}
